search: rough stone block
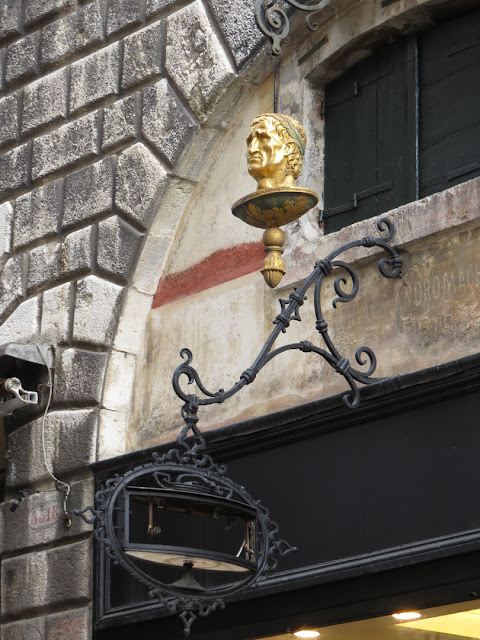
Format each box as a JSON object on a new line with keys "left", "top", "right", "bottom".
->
{"left": 206, "top": 79, "right": 253, "bottom": 129}
{"left": 175, "top": 125, "right": 218, "bottom": 181}
{"left": 115, "top": 143, "right": 168, "bottom": 229}
{"left": 97, "top": 215, "right": 143, "bottom": 282}
{"left": 70, "top": 42, "right": 121, "bottom": 114}
{"left": 60, "top": 226, "right": 93, "bottom": 277}
{"left": 131, "top": 234, "right": 171, "bottom": 296}
{"left": 5, "top": 32, "right": 39, "bottom": 86}
{"left": 22, "top": 68, "right": 68, "bottom": 135}
{"left": 0, "top": 47, "right": 5, "bottom": 91}
{"left": 0, "top": 93, "right": 18, "bottom": 148}
{"left": 122, "top": 20, "right": 164, "bottom": 89}
{"left": 0, "top": 478, "right": 94, "bottom": 555}
{"left": 146, "top": 0, "right": 174, "bottom": 17}
{"left": 0, "top": 143, "right": 30, "bottom": 197}
{"left": 32, "top": 111, "right": 99, "bottom": 181}
{"left": 25, "top": 0, "right": 74, "bottom": 27}
{"left": 1, "top": 617, "right": 45, "bottom": 640}
{"left": 107, "top": 0, "right": 143, "bottom": 36}
{"left": 46, "top": 606, "right": 91, "bottom": 640}
{"left": 14, "top": 179, "right": 61, "bottom": 249}
{"left": 63, "top": 157, "right": 114, "bottom": 228}
{"left": 102, "top": 93, "right": 138, "bottom": 150}
{"left": 98, "top": 408, "right": 127, "bottom": 459}
{"left": 28, "top": 242, "right": 61, "bottom": 291}
{"left": 113, "top": 288, "right": 152, "bottom": 354}
{"left": 102, "top": 348, "right": 135, "bottom": 412}
{"left": 41, "top": 282, "right": 71, "bottom": 343}
{"left": 131, "top": 176, "right": 195, "bottom": 295}
{"left": 54, "top": 348, "right": 107, "bottom": 404}
{"left": 206, "top": 0, "right": 263, "bottom": 68}
{"left": 0, "top": 255, "right": 23, "bottom": 320}
{"left": 165, "top": 1, "right": 234, "bottom": 121}
{"left": 142, "top": 78, "right": 196, "bottom": 167}
{"left": 0, "top": 201, "right": 13, "bottom": 264}
{"left": 73, "top": 275, "right": 123, "bottom": 346}
{"left": 6, "top": 410, "right": 97, "bottom": 487}
{"left": 0, "top": 0, "right": 21, "bottom": 41}
{"left": 1, "top": 539, "right": 92, "bottom": 618}
{"left": 41, "top": 0, "right": 104, "bottom": 68}
{"left": 0, "top": 296, "right": 40, "bottom": 344}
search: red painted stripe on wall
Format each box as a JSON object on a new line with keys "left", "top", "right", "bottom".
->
{"left": 153, "top": 241, "right": 265, "bottom": 308}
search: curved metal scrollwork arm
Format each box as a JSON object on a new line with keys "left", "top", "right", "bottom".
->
{"left": 73, "top": 505, "right": 98, "bottom": 525}
{"left": 173, "top": 218, "right": 402, "bottom": 430}
{"left": 255, "top": 0, "right": 332, "bottom": 55}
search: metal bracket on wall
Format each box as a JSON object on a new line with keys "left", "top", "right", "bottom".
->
{"left": 0, "top": 378, "right": 38, "bottom": 416}
{"left": 173, "top": 217, "right": 402, "bottom": 423}
{"left": 255, "top": 0, "right": 333, "bottom": 55}
{"left": 0, "top": 343, "right": 53, "bottom": 416}
{"left": 75, "top": 220, "right": 402, "bottom": 637}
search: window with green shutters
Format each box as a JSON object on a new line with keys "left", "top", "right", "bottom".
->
{"left": 419, "top": 11, "right": 480, "bottom": 197}
{"left": 322, "top": 8, "right": 480, "bottom": 234}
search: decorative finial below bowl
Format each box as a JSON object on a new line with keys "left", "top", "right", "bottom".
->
{"left": 232, "top": 113, "right": 318, "bottom": 288}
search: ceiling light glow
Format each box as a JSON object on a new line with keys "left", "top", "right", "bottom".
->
{"left": 293, "top": 631, "right": 320, "bottom": 638}
{"left": 392, "top": 612, "right": 422, "bottom": 621}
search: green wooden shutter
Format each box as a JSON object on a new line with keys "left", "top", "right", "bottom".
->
{"left": 419, "top": 9, "right": 480, "bottom": 197}
{"left": 323, "top": 39, "right": 417, "bottom": 234}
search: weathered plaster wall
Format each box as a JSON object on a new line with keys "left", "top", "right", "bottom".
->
{"left": 131, "top": 176, "right": 480, "bottom": 449}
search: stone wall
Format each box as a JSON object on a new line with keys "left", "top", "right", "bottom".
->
{"left": 0, "top": 0, "right": 265, "bottom": 636}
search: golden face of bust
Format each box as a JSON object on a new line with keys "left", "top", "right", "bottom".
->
{"left": 246, "top": 119, "right": 296, "bottom": 191}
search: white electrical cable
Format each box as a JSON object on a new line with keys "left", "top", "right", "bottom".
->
{"left": 34, "top": 344, "right": 72, "bottom": 526}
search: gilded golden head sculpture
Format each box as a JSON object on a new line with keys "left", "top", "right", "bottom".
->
{"left": 247, "top": 113, "right": 307, "bottom": 190}
{"left": 232, "top": 113, "right": 318, "bottom": 289}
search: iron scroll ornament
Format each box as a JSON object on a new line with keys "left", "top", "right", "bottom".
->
{"left": 173, "top": 217, "right": 402, "bottom": 430}
{"left": 75, "top": 218, "right": 401, "bottom": 636}
{"left": 75, "top": 449, "right": 295, "bottom": 636}
{"left": 255, "top": 0, "right": 332, "bottom": 55}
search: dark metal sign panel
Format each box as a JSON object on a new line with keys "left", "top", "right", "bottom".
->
{"left": 94, "top": 355, "right": 480, "bottom": 635}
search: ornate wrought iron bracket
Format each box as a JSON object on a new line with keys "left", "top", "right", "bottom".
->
{"left": 173, "top": 218, "right": 402, "bottom": 434}
{"left": 255, "top": 0, "right": 332, "bottom": 55}
{"left": 75, "top": 219, "right": 401, "bottom": 637}
{"left": 75, "top": 439, "right": 295, "bottom": 636}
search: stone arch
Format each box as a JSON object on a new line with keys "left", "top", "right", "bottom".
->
{"left": 0, "top": 0, "right": 266, "bottom": 492}
{"left": 96, "top": 2, "right": 271, "bottom": 458}
{"left": 100, "top": 0, "right": 451, "bottom": 457}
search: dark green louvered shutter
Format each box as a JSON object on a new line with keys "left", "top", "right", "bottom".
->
{"left": 419, "top": 8, "right": 480, "bottom": 197}
{"left": 323, "top": 39, "right": 417, "bottom": 234}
